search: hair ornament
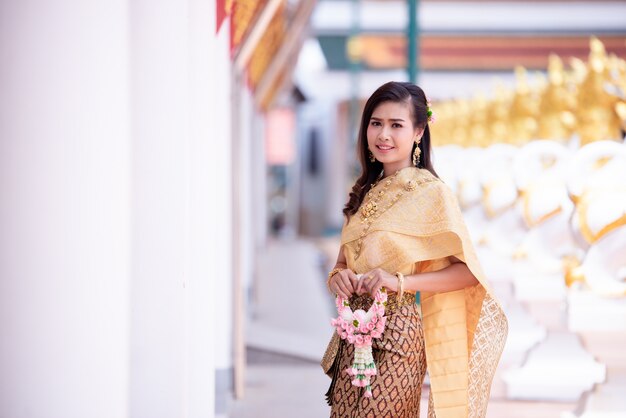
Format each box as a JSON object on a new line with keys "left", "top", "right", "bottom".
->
{"left": 426, "top": 97, "right": 435, "bottom": 124}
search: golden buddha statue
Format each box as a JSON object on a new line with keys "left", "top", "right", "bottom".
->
{"left": 430, "top": 102, "right": 454, "bottom": 146}
{"left": 487, "top": 82, "right": 512, "bottom": 144}
{"left": 508, "top": 66, "right": 540, "bottom": 145}
{"left": 468, "top": 93, "right": 491, "bottom": 147}
{"left": 537, "top": 54, "right": 577, "bottom": 141}
{"left": 451, "top": 99, "right": 471, "bottom": 147}
{"left": 574, "top": 37, "right": 623, "bottom": 144}
{"left": 609, "top": 54, "right": 626, "bottom": 133}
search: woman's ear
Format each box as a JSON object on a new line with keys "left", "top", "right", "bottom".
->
{"left": 415, "top": 127, "right": 425, "bottom": 140}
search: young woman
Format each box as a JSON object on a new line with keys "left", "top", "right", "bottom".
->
{"left": 322, "top": 82, "right": 508, "bottom": 418}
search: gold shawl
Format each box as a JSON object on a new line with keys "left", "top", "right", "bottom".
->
{"left": 331, "top": 167, "right": 508, "bottom": 418}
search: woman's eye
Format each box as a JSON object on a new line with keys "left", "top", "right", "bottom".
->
{"left": 392, "top": 123, "right": 402, "bottom": 128}
{"left": 370, "top": 121, "right": 381, "bottom": 126}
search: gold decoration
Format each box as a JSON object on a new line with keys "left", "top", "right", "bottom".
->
{"left": 563, "top": 255, "right": 586, "bottom": 288}
{"left": 231, "top": 0, "right": 268, "bottom": 52}
{"left": 508, "top": 66, "right": 539, "bottom": 145}
{"left": 574, "top": 37, "right": 623, "bottom": 144}
{"left": 575, "top": 189, "right": 626, "bottom": 244}
{"left": 537, "top": 54, "right": 577, "bottom": 141}
{"left": 248, "top": 2, "right": 285, "bottom": 89}
{"left": 412, "top": 141, "right": 421, "bottom": 166}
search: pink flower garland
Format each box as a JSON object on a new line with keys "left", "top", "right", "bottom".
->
{"left": 330, "top": 289, "right": 388, "bottom": 398}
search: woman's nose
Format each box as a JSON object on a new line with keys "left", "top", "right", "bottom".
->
{"left": 378, "top": 126, "right": 391, "bottom": 140}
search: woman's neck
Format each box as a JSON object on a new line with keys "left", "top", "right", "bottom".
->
{"left": 382, "top": 161, "right": 413, "bottom": 178}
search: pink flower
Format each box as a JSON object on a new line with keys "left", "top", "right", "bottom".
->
{"left": 364, "top": 389, "right": 372, "bottom": 398}
{"left": 364, "top": 335, "right": 372, "bottom": 345}
{"left": 366, "top": 322, "right": 375, "bottom": 331}
{"left": 359, "top": 324, "right": 368, "bottom": 333}
{"left": 347, "top": 335, "right": 355, "bottom": 344}
{"left": 355, "top": 335, "right": 364, "bottom": 346}
{"left": 371, "top": 315, "right": 378, "bottom": 324}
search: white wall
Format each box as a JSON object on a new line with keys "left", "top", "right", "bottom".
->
{"left": 1, "top": 1, "right": 221, "bottom": 417}
{"left": 0, "top": 1, "right": 131, "bottom": 417}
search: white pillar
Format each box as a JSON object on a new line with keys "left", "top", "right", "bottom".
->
{"left": 188, "top": 0, "right": 217, "bottom": 416}
{"left": 129, "top": 1, "right": 219, "bottom": 416}
{"left": 212, "top": 19, "right": 234, "bottom": 413}
{"left": 0, "top": 2, "right": 131, "bottom": 418}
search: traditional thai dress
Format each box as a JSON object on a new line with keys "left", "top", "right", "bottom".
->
{"left": 322, "top": 167, "right": 508, "bottom": 418}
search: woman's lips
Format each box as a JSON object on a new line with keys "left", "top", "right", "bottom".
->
{"left": 376, "top": 144, "right": 394, "bottom": 153}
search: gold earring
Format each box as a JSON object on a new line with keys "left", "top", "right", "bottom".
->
{"left": 369, "top": 150, "right": 376, "bottom": 162}
{"left": 413, "top": 141, "right": 421, "bottom": 166}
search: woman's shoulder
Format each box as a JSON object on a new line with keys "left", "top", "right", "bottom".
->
{"left": 397, "top": 167, "right": 444, "bottom": 192}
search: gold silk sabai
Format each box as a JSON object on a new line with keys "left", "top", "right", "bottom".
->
{"left": 322, "top": 167, "right": 508, "bottom": 418}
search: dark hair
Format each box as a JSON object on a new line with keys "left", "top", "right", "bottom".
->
{"left": 343, "top": 81, "right": 438, "bottom": 220}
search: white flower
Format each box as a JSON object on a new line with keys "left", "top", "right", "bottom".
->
{"left": 341, "top": 308, "right": 353, "bottom": 322}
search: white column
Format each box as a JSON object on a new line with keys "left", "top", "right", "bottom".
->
{"left": 252, "top": 113, "right": 269, "bottom": 250}
{"left": 212, "top": 19, "right": 234, "bottom": 413}
{"left": 130, "top": 1, "right": 222, "bottom": 416}
{"left": 188, "top": 0, "right": 216, "bottom": 416}
{"left": 129, "top": 1, "right": 190, "bottom": 417}
{"left": 0, "top": 2, "right": 131, "bottom": 418}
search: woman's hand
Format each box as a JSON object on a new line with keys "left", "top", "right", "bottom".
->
{"left": 357, "top": 268, "right": 397, "bottom": 296}
{"left": 328, "top": 269, "right": 359, "bottom": 299}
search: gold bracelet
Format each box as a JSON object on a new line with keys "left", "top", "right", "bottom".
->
{"left": 395, "top": 272, "right": 405, "bottom": 305}
{"left": 327, "top": 267, "right": 345, "bottom": 294}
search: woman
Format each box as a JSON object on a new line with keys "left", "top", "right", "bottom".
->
{"left": 322, "top": 82, "right": 508, "bottom": 418}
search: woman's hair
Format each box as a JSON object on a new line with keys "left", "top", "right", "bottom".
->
{"left": 343, "top": 81, "right": 438, "bottom": 220}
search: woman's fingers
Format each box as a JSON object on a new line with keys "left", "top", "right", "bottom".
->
{"left": 347, "top": 271, "right": 360, "bottom": 293}
{"left": 334, "top": 278, "right": 351, "bottom": 299}
{"left": 362, "top": 272, "right": 383, "bottom": 296}
{"left": 370, "top": 277, "right": 383, "bottom": 295}
{"left": 332, "top": 269, "right": 387, "bottom": 298}
{"left": 340, "top": 273, "right": 355, "bottom": 294}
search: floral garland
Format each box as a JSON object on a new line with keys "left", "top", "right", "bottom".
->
{"left": 330, "top": 288, "right": 388, "bottom": 398}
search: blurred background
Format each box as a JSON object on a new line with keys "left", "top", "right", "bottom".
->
{"left": 1, "top": 1, "right": 625, "bottom": 417}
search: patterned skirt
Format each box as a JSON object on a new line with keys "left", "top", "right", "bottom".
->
{"left": 328, "top": 292, "right": 427, "bottom": 418}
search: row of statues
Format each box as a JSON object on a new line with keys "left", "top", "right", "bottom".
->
{"left": 431, "top": 38, "right": 626, "bottom": 147}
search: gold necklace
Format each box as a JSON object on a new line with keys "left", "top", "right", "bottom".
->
{"left": 355, "top": 170, "right": 405, "bottom": 259}
{"left": 360, "top": 171, "right": 397, "bottom": 223}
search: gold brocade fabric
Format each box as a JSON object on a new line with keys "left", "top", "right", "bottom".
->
{"left": 325, "top": 167, "right": 508, "bottom": 418}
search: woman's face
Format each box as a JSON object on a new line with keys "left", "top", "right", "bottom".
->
{"left": 366, "top": 100, "right": 423, "bottom": 173}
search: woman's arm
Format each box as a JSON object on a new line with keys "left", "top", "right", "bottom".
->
{"left": 359, "top": 257, "right": 479, "bottom": 295}
{"left": 402, "top": 258, "right": 479, "bottom": 293}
